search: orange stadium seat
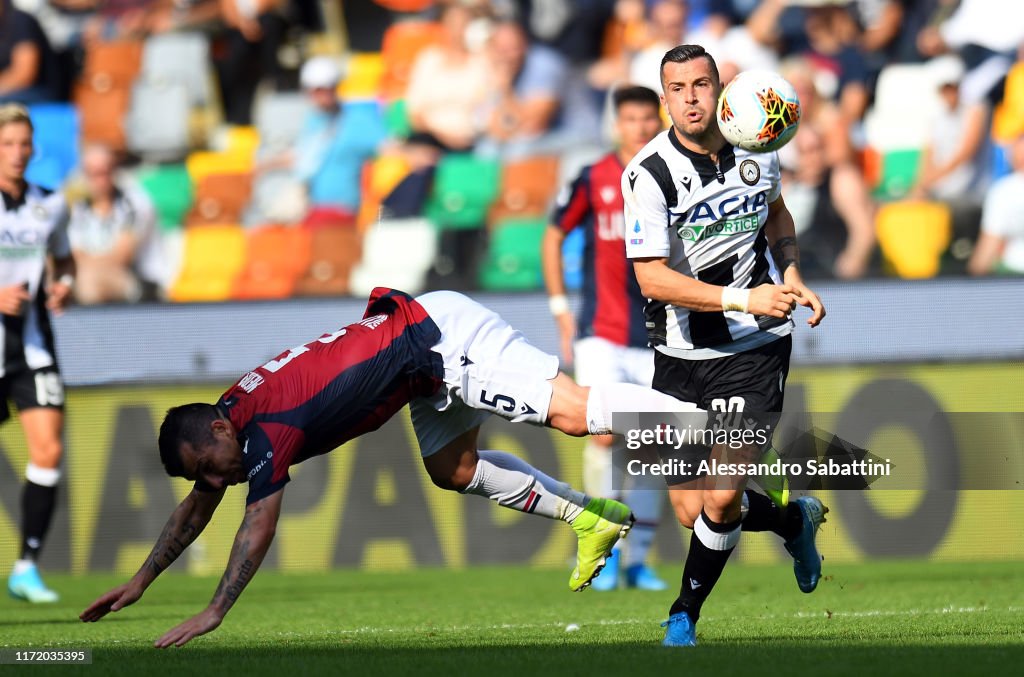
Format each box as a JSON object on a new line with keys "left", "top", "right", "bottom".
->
{"left": 79, "top": 40, "right": 143, "bottom": 92}
{"left": 373, "top": 0, "right": 435, "bottom": 10}
{"left": 875, "top": 201, "right": 952, "bottom": 279}
{"left": 488, "top": 155, "right": 561, "bottom": 225}
{"left": 294, "top": 227, "right": 363, "bottom": 296}
{"left": 73, "top": 84, "right": 132, "bottom": 150}
{"left": 186, "top": 173, "right": 253, "bottom": 225}
{"left": 233, "top": 225, "right": 313, "bottom": 300}
{"left": 357, "top": 154, "right": 412, "bottom": 230}
{"left": 170, "top": 225, "right": 247, "bottom": 302}
{"left": 380, "top": 21, "right": 443, "bottom": 100}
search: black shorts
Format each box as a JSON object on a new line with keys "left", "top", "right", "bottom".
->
{"left": 651, "top": 335, "right": 791, "bottom": 484}
{"left": 0, "top": 366, "right": 65, "bottom": 424}
{"left": 653, "top": 334, "right": 792, "bottom": 412}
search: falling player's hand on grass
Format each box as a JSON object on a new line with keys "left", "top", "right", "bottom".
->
{"left": 154, "top": 607, "right": 224, "bottom": 648}
{"left": 79, "top": 581, "right": 144, "bottom": 622}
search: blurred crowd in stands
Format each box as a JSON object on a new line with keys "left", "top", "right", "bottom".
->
{"left": 4, "top": 0, "right": 1024, "bottom": 304}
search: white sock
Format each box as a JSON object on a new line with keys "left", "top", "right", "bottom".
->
{"left": 622, "top": 471, "right": 664, "bottom": 567}
{"left": 582, "top": 439, "right": 617, "bottom": 499}
{"left": 12, "top": 559, "right": 34, "bottom": 575}
{"left": 462, "top": 450, "right": 590, "bottom": 524}
{"left": 586, "top": 383, "right": 702, "bottom": 435}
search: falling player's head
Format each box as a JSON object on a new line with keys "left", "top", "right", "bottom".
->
{"left": 613, "top": 85, "right": 663, "bottom": 158}
{"left": 659, "top": 44, "right": 722, "bottom": 147}
{"left": 159, "top": 403, "right": 247, "bottom": 491}
{"left": 0, "top": 104, "right": 33, "bottom": 184}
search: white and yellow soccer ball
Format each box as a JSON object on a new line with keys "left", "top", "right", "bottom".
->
{"left": 716, "top": 70, "right": 802, "bottom": 153}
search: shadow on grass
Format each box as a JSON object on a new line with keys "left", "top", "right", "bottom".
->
{"left": 76, "top": 642, "right": 1024, "bottom": 677}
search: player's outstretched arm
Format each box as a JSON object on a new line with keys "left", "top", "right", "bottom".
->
{"left": 154, "top": 489, "right": 284, "bottom": 648}
{"left": 80, "top": 486, "right": 225, "bottom": 623}
{"left": 764, "top": 195, "right": 826, "bottom": 327}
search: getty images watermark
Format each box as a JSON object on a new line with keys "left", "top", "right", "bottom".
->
{"left": 608, "top": 411, "right": 1024, "bottom": 491}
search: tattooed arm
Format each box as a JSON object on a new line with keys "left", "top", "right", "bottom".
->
{"left": 154, "top": 490, "right": 284, "bottom": 648}
{"left": 764, "top": 195, "right": 826, "bottom": 327}
{"left": 80, "top": 486, "right": 226, "bottom": 623}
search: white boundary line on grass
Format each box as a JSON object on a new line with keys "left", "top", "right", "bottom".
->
{"left": 329, "top": 605, "right": 1024, "bottom": 636}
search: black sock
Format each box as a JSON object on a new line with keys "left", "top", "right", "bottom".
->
{"left": 668, "top": 509, "right": 741, "bottom": 623}
{"left": 740, "top": 489, "right": 803, "bottom": 541}
{"left": 20, "top": 480, "right": 58, "bottom": 561}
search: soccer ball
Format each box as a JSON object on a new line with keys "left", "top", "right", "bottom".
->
{"left": 717, "top": 70, "right": 801, "bottom": 153}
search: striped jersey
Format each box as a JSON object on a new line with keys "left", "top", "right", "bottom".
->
{"left": 217, "top": 289, "right": 444, "bottom": 504}
{"left": 0, "top": 185, "right": 70, "bottom": 377}
{"left": 622, "top": 129, "right": 793, "bottom": 359}
{"left": 550, "top": 152, "right": 647, "bottom": 348}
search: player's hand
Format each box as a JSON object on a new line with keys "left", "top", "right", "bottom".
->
{"left": 747, "top": 283, "right": 801, "bottom": 319}
{"left": 0, "top": 283, "right": 30, "bottom": 316}
{"left": 554, "top": 312, "right": 575, "bottom": 366}
{"left": 46, "top": 281, "right": 73, "bottom": 315}
{"left": 783, "top": 267, "right": 826, "bottom": 327}
{"left": 79, "top": 581, "right": 144, "bottom": 622}
{"left": 154, "top": 607, "right": 224, "bottom": 648}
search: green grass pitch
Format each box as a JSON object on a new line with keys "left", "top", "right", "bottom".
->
{"left": 2, "top": 560, "right": 1022, "bottom": 675}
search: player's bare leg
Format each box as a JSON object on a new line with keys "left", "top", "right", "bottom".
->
{"left": 8, "top": 408, "right": 63, "bottom": 603}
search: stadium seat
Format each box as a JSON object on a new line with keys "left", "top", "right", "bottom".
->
{"left": 125, "top": 81, "right": 191, "bottom": 161}
{"left": 372, "top": 0, "right": 436, "bottom": 10}
{"left": 138, "top": 164, "right": 194, "bottom": 231}
{"left": 348, "top": 217, "right": 437, "bottom": 296}
{"left": 992, "top": 62, "right": 1024, "bottom": 144}
{"left": 233, "top": 225, "right": 313, "bottom": 300}
{"left": 26, "top": 103, "right": 79, "bottom": 189}
{"left": 357, "top": 154, "right": 412, "bottom": 229}
{"left": 425, "top": 154, "right": 501, "bottom": 230}
{"left": 380, "top": 21, "right": 443, "bottom": 99}
{"left": 186, "top": 173, "right": 253, "bottom": 225}
{"left": 873, "top": 149, "right": 921, "bottom": 201}
{"left": 140, "top": 32, "right": 214, "bottom": 106}
{"left": 294, "top": 227, "right": 363, "bottom": 296}
{"left": 254, "top": 93, "right": 309, "bottom": 155}
{"left": 338, "top": 52, "right": 384, "bottom": 100}
{"left": 384, "top": 99, "right": 411, "bottom": 139}
{"left": 79, "top": 40, "right": 143, "bottom": 92}
{"left": 73, "top": 83, "right": 132, "bottom": 151}
{"left": 478, "top": 218, "right": 546, "bottom": 291}
{"left": 488, "top": 155, "right": 561, "bottom": 224}
{"left": 222, "top": 126, "right": 260, "bottom": 159}
{"left": 875, "top": 201, "right": 952, "bottom": 279}
{"left": 186, "top": 151, "right": 254, "bottom": 184}
{"left": 863, "top": 63, "right": 940, "bottom": 153}
{"left": 169, "top": 224, "right": 247, "bottom": 302}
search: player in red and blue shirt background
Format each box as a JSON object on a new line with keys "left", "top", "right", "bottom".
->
{"left": 542, "top": 85, "right": 669, "bottom": 591}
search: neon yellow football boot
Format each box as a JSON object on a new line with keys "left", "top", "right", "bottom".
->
{"left": 569, "top": 498, "right": 635, "bottom": 592}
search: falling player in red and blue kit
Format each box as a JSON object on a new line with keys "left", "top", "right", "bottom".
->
{"left": 81, "top": 288, "right": 702, "bottom": 647}
{"left": 543, "top": 85, "right": 669, "bottom": 591}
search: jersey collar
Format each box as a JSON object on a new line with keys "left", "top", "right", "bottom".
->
{"left": 667, "top": 128, "right": 736, "bottom": 188}
{"left": 1, "top": 188, "right": 27, "bottom": 211}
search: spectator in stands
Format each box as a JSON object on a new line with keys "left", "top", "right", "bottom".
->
{"left": 748, "top": 0, "right": 871, "bottom": 124}
{"left": 911, "top": 55, "right": 990, "bottom": 242}
{"left": 780, "top": 126, "right": 876, "bottom": 279}
{"left": 780, "top": 56, "right": 855, "bottom": 167}
{"left": 405, "top": 1, "right": 492, "bottom": 153}
{"left": 0, "top": 0, "right": 60, "bottom": 103}
{"left": 259, "top": 56, "right": 386, "bottom": 225}
{"left": 66, "top": 144, "right": 161, "bottom": 304}
{"left": 629, "top": 0, "right": 688, "bottom": 92}
{"left": 968, "top": 133, "right": 1024, "bottom": 275}
{"left": 479, "top": 18, "right": 569, "bottom": 158}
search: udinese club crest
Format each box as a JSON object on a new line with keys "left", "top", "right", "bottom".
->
{"left": 739, "top": 159, "right": 760, "bottom": 186}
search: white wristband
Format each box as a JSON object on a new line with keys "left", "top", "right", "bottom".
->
{"left": 548, "top": 294, "right": 570, "bottom": 316}
{"left": 58, "top": 274, "right": 74, "bottom": 288}
{"left": 721, "top": 287, "right": 750, "bottom": 313}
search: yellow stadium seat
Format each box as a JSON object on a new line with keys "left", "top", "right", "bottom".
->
{"left": 170, "top": 225, "right": 247, "bottom": 301}
{"left": 185, "top": 151, "right": 254, "bottom": 184}
{"left": 875, "top": 201, "right": 952, "bottom": 279}
{"left": 992, "top": 62, "right": 1024, "bottom": 144}
{"left": 223, "top": 126, "right": 260, "bottom": 159}
{"left": 339, "top": 53, "right": 384, "bottom": 100}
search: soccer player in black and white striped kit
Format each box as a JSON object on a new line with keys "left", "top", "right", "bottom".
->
{"left": 0, "top": 105, "right": 75, "bottom": 603}
{"left": 622, "top": 45, "right": 828, "bottom": 646}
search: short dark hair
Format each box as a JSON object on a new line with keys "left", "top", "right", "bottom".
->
{"left": 613, "top": 85, "right": 661, "bottom": 112}
{"left": 158, "top": 403, "right": 220, "bottom": 477}
{"left": 660, "top": 44, "right": 720, "bottom": 85}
